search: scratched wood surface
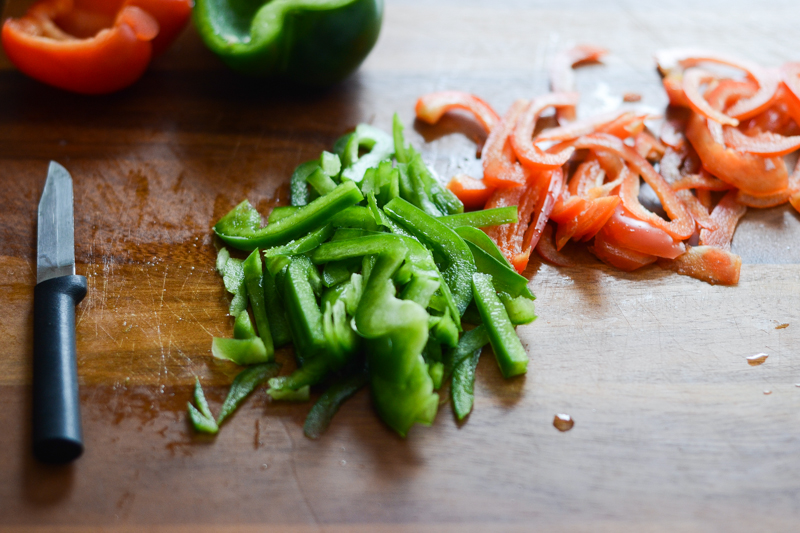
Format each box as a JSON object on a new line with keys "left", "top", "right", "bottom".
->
{"left": 1, "top": 1, "right": 800, "bottom": 531}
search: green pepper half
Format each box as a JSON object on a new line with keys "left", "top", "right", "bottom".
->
{"left": 193, "top": 0, "right": 384, "bottom": 86}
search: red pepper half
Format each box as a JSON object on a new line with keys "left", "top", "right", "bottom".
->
{"left": 2, "top": 0, "right": 191, "bottom": 94}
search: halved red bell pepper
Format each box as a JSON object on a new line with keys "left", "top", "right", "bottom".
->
{"left": 2, "top": 0, "right": 191, "bottom": 94}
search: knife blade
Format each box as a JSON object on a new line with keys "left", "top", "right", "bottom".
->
{"left": 32, "top": 161, "right": 87, "bottom": 464}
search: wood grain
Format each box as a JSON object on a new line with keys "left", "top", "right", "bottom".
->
{"left": 2, "top": 0, "right": 800, "bottom": 531}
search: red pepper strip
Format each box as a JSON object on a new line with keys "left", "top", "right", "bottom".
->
{"left": 573, "top": 134, "right": 695, "bottom": 240}
{"left": 1, "top": 0, "right": 190, "bottom": 94}
{"left": 591, "top": 227, "right": 657, "bottom": 272}
{"left": 482, "top": 99, "right": 529, "bottom": 188}
{"left": 698, "top": 190, "right": 746, "bottom": 250}
{"left": 735, "top": 158, "right": 800, "bottom": 208}
{"left": 568, "top": 159, "right": 605, "bottom": 197}
{"left": 722, "top": 127, "right": 800, "bottom": 156}
{"left": 574, "top": 196, "right": 621, "bottom": 242}
{"left": 597, "top": 113, "right": 648, "bottom": 139}
{"left": 518, "top": 168, "right": 564, "bottom": 270}
{"left": 659, "top": 146, "right": 716, "bottom": 231}
{"left": 511, "top": 93, "right": 580, "bottom": 170}
{"left": 657, "top": 246, "right": 741, "bottom": 286}
{"left": 778, "top": 67, "right": 800, "bottom": 125}
{"left": 670, "top": 171, "right": 732, "bottom": 191}
{"left": 662, "top": 72, "right": 692, "bottom": 108}
{"left": 484, "top": 185, "right": 528, "bottom": 265}
{"left": 634, "top": 131, "right": 666, "bottom": 161}
{"left": 551, "top": 196, "right": 588, "bottom": 249}
{"left": 602, "top": 204, "right": 686, "bottom": 259}
{"left": 535, "top": 223, "right": 576, "bottom": 267}
{"left": 682, "top": 68, "right": 739, "bottom": 126}
{"left": 654, "top": 48, "right": 779, "bottom": 120}
{"left": 446, "top": 173, "right": 495, "bottom": 210}
{"left": 744, "top": 98, "right": 800, "bottom": 137}
{"left": 536, "top": 110, "right": 627, "bottom": 142}
{"left": 415, "top": 91, "right": 501, "bottom": 134}
{"left": 685, "top": 112, "right": 788, "bottom": 196}
{"left": 550, "top": 44, "right": 608, "bottom": 123}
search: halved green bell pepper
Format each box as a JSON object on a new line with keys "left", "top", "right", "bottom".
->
{"left": 194, "top": 0, "right": 384, "bottom": 86}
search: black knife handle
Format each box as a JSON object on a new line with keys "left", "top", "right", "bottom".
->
{"left": 32, "top": 275, "right": 87, "bottom": 464}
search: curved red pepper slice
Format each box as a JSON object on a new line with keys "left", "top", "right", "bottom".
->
{"left": 685, "top": 112, "right": 788, "bottom": 196}
{"left": 511, "top": 92, "right": 580, "bottom": 170}
{"left": 536, "top": 110, "right": 631, "bottom": 142}
{"left": 682, "top": 68, "right": 739, "bottom": 126}
{"left": 698, "top": 190, "right": 747, "bottom": 250}
{"left": 568, "top": 159, "right": 605, "bottom": 198}
{"left": 1, "top": 0, "right": 191, "bottom": 94}
{"left": 549, "top": 44, "right": 607, "bottom": 123}
{"left": 521, "top": 168, "right": 564, "bottom": 262}
{"left": 655, "top": 48, "right": 779, "bottom": 120}
{"left": 670, "top": 171, "right": 732, "bottom": 191}
{"left": 634, "top": 131, "right": 666, "bottom": 161}
{"left": 415, "top": 91, "right": 501, "bottom": 134}
{"left": 535, "top": 223, "right": 576, "bottom": 267}
{"left": 591, "top": 227, "right": 657, "bottom": 272}
{"left": 446, "top": 173, "right": 494, "bottom": 210}
{"left": 482, "top": 99, "right": 529, "bottom": 188}
{"left": 735, "top": 158, "right": 800, "bottom": 208}
{"left": 722, "top": 126, "right": 800, "bottom": 156}
{"left": 573, "top": 133, "right": 695, "bottom": 240}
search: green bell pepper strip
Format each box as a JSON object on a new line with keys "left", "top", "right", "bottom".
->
{"left": 360, "top": 161, "right": 399, "bottom": 207}
{"left": 398, "top": 272, "right": 439, "bottom": 309}
{"left": 384, "top": 197, "right": 476, "bottom": 317}
{"left": 322, "top": 299, "right": 361, "bottom": 362}
{"left": 498, "top": 292, "right": 537, "bottom": 325}
{"left": 188, "top": 378, "right": 219, "bottom": 434}
{"left": 438, "top": 207, "right": 518, "bottom": 230}
{"left": 262, "top": 266, "right": 292, "bottom": 347}
{"left": 216, "top": 248, "right": 248, "bottom": 316}
{"left": 431, "top": 309, "right": 459, "bottom": 348}
{"left": 320, "top": 151, "right": 342, "bottom": 177}
{"left": 306, "top": 167, "right": 338, "bottom": 196}
{"left": 472, "top": 273, "right": 528, "bottom": 378}
{"left": 233, "top": 311, "right": 257, "bottom": 339}
{"left": 428, "top": 362, "right": 444, "bottom": 390}
{"left": 456, "top": 226, "right": 535, "bottom": 300}
{"left": 444, "top": 324, "right": 489, "bottom": 379}
{"left": 263, "top": 225, "right": 334, "bottom": 258}
{"left": 289, "top": 160, "right": 318, "bottom": 207}
{"left": 215, "top": 181, "right": 363, "bottom": 251}
{"left": 280, "top": 256, "right": 326, "bottom": 366}
{"left": 340, "top": 124, "right": 394, "bottom": 182}
{"left": 268, "top": 205, "right": 299, "bottom": 224}
{"left": 243, "top": 250, "right": 275, "bottom": 356}
{"left": 217, "top": 363, "right": 281, "bottom": 425}
{"left": 267, "top": 385, "right": 311, "bottom": 401}
{"left": 451, "top": 347, "right": 481, "bottom": 421}
{"left": 212, "top": 336, "right": 272, "bottom": 365}
{"left": 392, "top": 113, "right": 463, "bottom": 215}
{"left": 464, "top": 240, "right": 529, "bottom": 298}
{"left": 322, "top": 259, "right": 358, "bottom": 288}
{"left": 331, "top": 206, "right": 380, "bottom": 231}
{"left": 193, "top": 0, "right": 384, "bottom": 86}
{"left": 304, "top": 371, "right": 369, "bottom": 439}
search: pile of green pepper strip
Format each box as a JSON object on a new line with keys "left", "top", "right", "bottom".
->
{"left": 188, "top": 114, "right": 537, "bottom": 438}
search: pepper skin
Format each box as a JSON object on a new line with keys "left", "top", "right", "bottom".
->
{"left": 193, "top": 0, "right": 383, "bottom": 86}
{"left": 2, "top": 0, "right": 191, "bottom": 94}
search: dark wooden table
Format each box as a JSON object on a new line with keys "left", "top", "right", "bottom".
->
{"left": 2, "top": 1, "right": 799, "bottom": 531}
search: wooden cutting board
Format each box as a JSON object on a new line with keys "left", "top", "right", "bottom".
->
{"left": 1, "top": 1, "right": 799, "bottom": 531}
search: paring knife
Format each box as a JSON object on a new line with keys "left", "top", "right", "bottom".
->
{"left": 33, "top": 161, "right": 87, "bottom": 464}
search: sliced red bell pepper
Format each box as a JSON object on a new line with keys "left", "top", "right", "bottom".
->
{"left": 567, "top": 159, "right": 605, "bottom": 198}
{"left": 520, "top": 168, "right": 564, "bottom": 266}
{"left": 735, "top": 158, "right": 800, "bottom": 208}
{"left": 634, "top": 131, "right": 666, "bottom": 161}
{"left": 1, "top": 0, "right": 191, "bottom": 94}
{"left": 511, "top": 92, "right": 580, "bottom": 170}
{"left": 682, "top": 68, "right": 739, "bottom": 126}
{"left": 573, "top": 134, "right": 695, "bottom": 240}
{"left": 549, "top": 44, "right": 607, "bottom": 123}
{"left": 698, "top": 190, "right": 747, "bottom": 250}
{"left": 662, "top": 71, "right": 692, "bottom": 108}
{"left": 482, "top": 99, "right": 529, "bottom": 188}
{"left": 685, "top": 112, "right": 788, "bottom": 196}
{"left": 591, "top": 227, "right": 657, "bottom": 272}
{"left": 446, "top": 174, "right": 494, "bottom": 210}
{"left": 535, "top": 223, "right": 576, "bottom": 267}
{"left": 660, "top": 119, "right": 687, "bottom": 149}
{"left": 657, "top": 245, "right": 741, "bottom": 286}
{"left": 722, "top": 127, "right": 800, "bottom": 156}
{"left": 670, "top": 170, "right": 732, "bottom": 191}
{"left": 536, "top": 110, "right": 634, "bottom": 143}
{"left": 655, "top": 48, "right": 779, "bottom": 120}
{"left": 415, "top": 91, "right": 500, "bottom": 134}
